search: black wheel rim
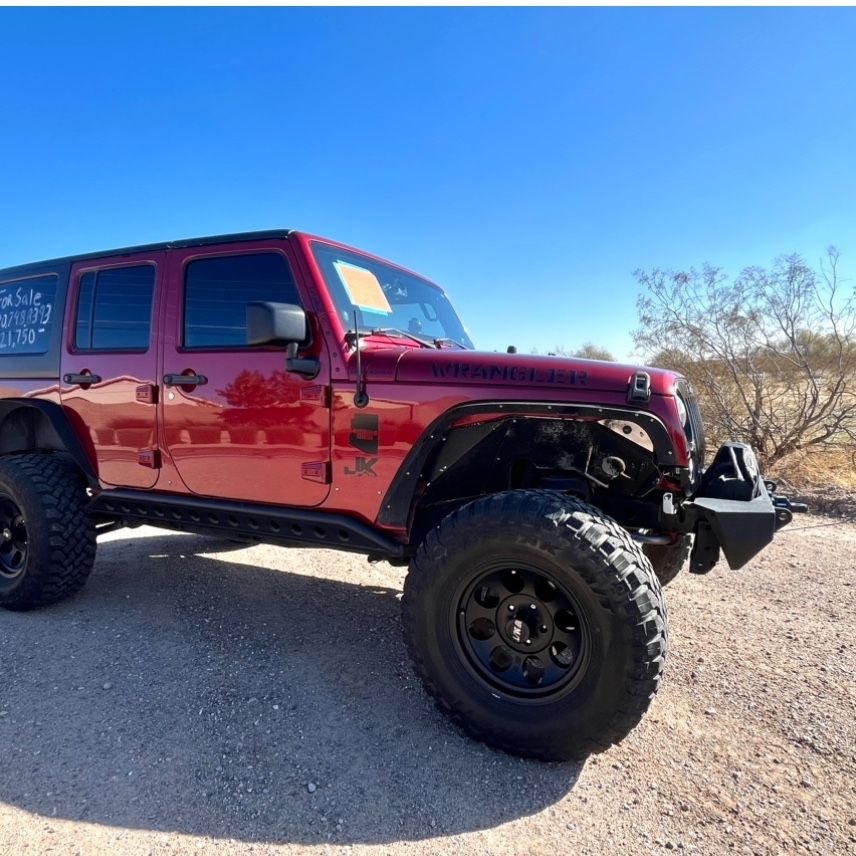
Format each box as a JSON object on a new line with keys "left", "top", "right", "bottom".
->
{"left": 0, "top": 494, "right": 28, "bottom": 580}
{"left": 455, "top": 563, "right": 591, "bottom": 700}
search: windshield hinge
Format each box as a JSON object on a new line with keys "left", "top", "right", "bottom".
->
{"left": 627, "top": 371, "right": 651, "bottom": 404}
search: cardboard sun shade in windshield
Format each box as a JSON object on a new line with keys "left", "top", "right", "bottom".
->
{"left": 333, "top": 261, "right": 392, "bottom": 315}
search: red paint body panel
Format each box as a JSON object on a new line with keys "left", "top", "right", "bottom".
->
{"left": 325, "top": 376, "right": 689, "bottom": 529}
{"left": 0, "top": 380, "right": 61, "bottom": 401}
{"left": 157, "top": 240, "right": 331, "bottom": 506}
{"left": 60, "top": 251, "right": 165, "bottom": 489}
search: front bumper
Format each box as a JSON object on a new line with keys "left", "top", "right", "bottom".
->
{"left": 685, "top": 443, "right": 807, "bottom": 573}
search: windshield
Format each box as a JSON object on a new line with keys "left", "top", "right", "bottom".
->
{"left": 311, "top": 241, "right": 474, "bottom": 348}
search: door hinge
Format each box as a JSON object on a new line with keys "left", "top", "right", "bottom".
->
{"left": 300, "top": 384, "right": 330, "bottom": 406}
{"left": 138, "top": 449, "right": 162, "bottom": 469}
{"left": 301, "top": 461, "right": 331, "bottom": 484}
{"left": 136, "top": 384, "right": 158, "bottom": 404}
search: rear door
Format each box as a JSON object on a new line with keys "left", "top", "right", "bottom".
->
{"left": 159, "top": 241, "right": 331, "bottom": 506}
{"left": 60, "top": 253, "right": 164, "bottom": 488}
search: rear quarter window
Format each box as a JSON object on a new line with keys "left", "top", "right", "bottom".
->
{"left": 0, "top": 274, "right": 58, "bottom": 355}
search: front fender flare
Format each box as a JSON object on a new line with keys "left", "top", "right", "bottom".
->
{"left": 377, "top": 400, "right": 679, "bottom": 529}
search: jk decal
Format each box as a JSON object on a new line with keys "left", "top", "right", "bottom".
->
{"left": 344, "top": 457, "right": 378, "bottom": 477}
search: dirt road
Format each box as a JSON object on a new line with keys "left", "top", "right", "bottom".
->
{"left": 0, "top": 517, "right": 853, "bottom": 855}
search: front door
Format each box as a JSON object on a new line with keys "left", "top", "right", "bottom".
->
{"left": 60, "top": 253, "right": 164, "bottom": 489}
{"left": 160, "top": 241, "right": 331, "bottom": 506}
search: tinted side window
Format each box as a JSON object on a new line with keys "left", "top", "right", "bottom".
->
{"left": 75, "top": 272, "right": 96, "bottom": 349}
{"left": 74, "top": 265, "right": 155, "bottom": 351}
{"left": 184, "top": 253, "right": 300, "bottom": 349}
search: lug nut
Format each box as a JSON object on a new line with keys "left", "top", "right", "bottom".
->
{"left": 529, "top": 603, "right": 537, "bottom": 610}
{"left": 508, "top": 604, "right": 516, "bottom": 612}
{"left": 525, "top": 640, "right": 532, "bottom": 646}
{"left": 540, "top": 624, "right": 548, "bottom": 633}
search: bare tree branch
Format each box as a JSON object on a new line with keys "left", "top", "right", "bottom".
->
{"left": 634, "top": 248, "right": 856, "bottom": 468}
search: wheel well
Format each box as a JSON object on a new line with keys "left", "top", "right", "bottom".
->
{"left": 0, "top": 401, "right": 98, "bottom": 487}
{"left": 405, "top": 415, "right": 666, "bottom": 546}
{"left": 0, "top": 406, "right": 64, "bottom": 454}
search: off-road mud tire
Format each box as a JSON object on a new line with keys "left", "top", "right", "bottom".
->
{"left": 402, "top": 490, "right": 667, "bottom": 761}
{"left": 644, "top": 534, "right": 692, "bottom": 587}
{"left": 0, "top": 453, "right": 96, "bottom": 610}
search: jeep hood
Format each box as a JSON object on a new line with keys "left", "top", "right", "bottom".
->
{"left": 392, "top": 349, "right": 678, "bottom": 396}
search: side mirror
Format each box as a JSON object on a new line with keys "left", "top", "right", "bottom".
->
{"left": 246, "top": 302, "right": 307, "bottom": 347}
{"left": 246, "top": 302, "right": 320, "bottom": 380}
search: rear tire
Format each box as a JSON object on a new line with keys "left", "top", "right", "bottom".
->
{"left": 0, "top": 453, "right": 96, "bottom": 610}
{"left": 643, "top": 534, "right": 692, "bottom": 586}
{"left": 402, "top": 490, "right": 667, "bottom": 761}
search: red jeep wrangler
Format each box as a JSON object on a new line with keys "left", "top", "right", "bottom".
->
{"left": 0, "top": 230, "right": 803, "bottom": 760}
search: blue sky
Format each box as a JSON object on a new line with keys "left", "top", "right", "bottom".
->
{"left": 2, "top": 8, "right": 855, "bottom": 358}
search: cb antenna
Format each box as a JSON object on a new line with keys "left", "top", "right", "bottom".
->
{"left": 352, "top": 308, "right": 369, "bottom": 408}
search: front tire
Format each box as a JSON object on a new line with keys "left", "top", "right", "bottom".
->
{"left": 0, "top": 453, "right": 96, "bottom": 610}
{"left": 402, "top": 490, "right": 667, "bottom": 761}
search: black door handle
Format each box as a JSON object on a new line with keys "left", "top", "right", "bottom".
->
{"left": 163, "top": 373, "right": 208, "bottom": 387}
{"left": 63, "top": 372, "right": 102, "bottom": 385}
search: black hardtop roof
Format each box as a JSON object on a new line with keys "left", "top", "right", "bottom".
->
{"left": 0, "top": 229, "right": 294, "bottom": 278}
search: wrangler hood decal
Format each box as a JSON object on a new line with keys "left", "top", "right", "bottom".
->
{"left": 392, "top": 350, "right": 676, "bottom": 395}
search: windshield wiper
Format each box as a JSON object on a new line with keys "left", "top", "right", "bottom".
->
{"left": 367, "top": 327, "right": 439, "bottom": 348}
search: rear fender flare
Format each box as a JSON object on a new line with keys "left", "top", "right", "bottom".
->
{"left": 0, "top": 399, "right": 99, "bottom": 488}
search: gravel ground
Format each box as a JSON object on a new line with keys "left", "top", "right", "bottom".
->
{"left": 0, "top": 516, "right": 853, "bottom": 855}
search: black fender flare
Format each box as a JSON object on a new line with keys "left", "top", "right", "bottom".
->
{"left": 377, "top": 400, "right": 679, "bottom": 529}
{"left": 0, "top": 399, "right": 99, "bottom": 489}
